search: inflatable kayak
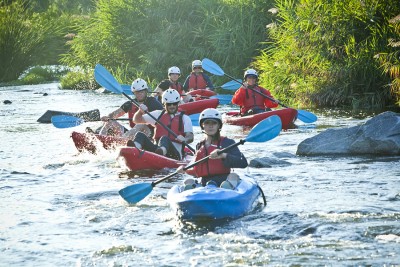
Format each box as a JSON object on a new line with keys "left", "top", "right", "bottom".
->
{"left": 178, "top": 98, "right": 219, "bottom": 115}
{"left": 167, "top": 177, "right": 261, "bottom": 221}
{"left": 71, "top": 131, "right": 127, "bottom": 153}
{"left": 118, "top": 147, "right": 191, "bottom": 171}
{"left": 188, "top": 89, "right": 216, "bottom": 98}
{"left": 224, "top": 108, "right": 298, "bottom": 129}
{"left": 37, "top": 109, "right": 100, "bottom": 123}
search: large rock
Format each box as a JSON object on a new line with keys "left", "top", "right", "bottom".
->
{"left": 297, "top": 111, "right": 400, "bottom": 156}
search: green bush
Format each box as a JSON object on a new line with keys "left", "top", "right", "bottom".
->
{"left": 60, "top": 70, "right": 98, "bottom": 90}
{"left": 61, "top": 0, "right": 273, "bottom": 86}
{"left": 254, "top": 0, "right": 400, "bottom": 109}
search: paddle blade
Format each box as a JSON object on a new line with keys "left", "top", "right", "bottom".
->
{"left": 189, "top": 113, "right": 200, "bottom": 126}
{"left": 119, "top": 183, "right": 154, "bottom": 204}
{"left": 51, "top": 115, "right": 84, "bottom": 128}
{"left": 297, "top": 110, "right": 318, "bottom": 123}
{"left": 94, "top": 64, "right": 123, "bottom": 94}
{"left": 211, "top": 94, "right": 233, "bottom": 105}
{"left": 121, "top": 84, "right": 133, "bottom": 95}
{"left": 246, "top": 115, "right": 282, "bottom": 143}
{"left": 221, "top": 79, "right": 242, "bottom": 90}
{"left": 202, "top": 58, "right": 225, "bottom": 76}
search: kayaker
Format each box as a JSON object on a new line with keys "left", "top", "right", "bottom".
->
{"left": 232, "top": 69, "right": 278, "bottom": 116}
{"left": 178, "top": 108, "right": 248, "bottom": 189}
{"left": 99, "top": 78, "right": 163, "bottom": 139}
{"left": 167, "top": 66, "right": 192, "bottom": 103}
{"left": 127, "top": 89, "right": 194, "bottom": 160}
{"left": 183, "top": 60, "right": 214, "bottom": 92}
{"left": 152, "top": 79, "right": 171, "bottom": 103}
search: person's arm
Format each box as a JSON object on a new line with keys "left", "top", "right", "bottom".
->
{"left": 210, "top": 138, "right": 248, "bottom": 168}
{"left": 183, "top": 75, "right": 191, "bottom": 91}
{"left": 175, "top": 115, "right": 194, "bottom": 143}
{"left": 133, "top": 105, "right": 161, "bottom": 124}
{"left": 261, "top": 87, "right": 279, "bottom": 108}
{"left": 202, "top": 73, "right": 214, "bottom": 91}
{"left": 101, "top": 101, "right": 131, "bottom": 121}
{"left": 231, "top": 87, "right": 245, "bottom": 106}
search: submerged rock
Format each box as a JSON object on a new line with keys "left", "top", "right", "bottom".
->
{"left": 297, "top": 111, "right": 400, "bottom": 156}
{"left": 249, "top": 157, "right": 292, "bottom": 168}
{"left": 3, "top": 100, "right": 12, "bottom": 104}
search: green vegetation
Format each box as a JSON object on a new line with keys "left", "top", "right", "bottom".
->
{"left": 254, "top": 0, "right": 400, "bottom": 109}
{"left": 61, "top": 0, "right": 272, "bottom": 88}
{"left": 0, "top": 0, "right": 399, "bottom": 109}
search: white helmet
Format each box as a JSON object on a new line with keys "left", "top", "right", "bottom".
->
{"left": 244, "top": 69, "right": 258, "bottom": 79}
{"left": 131, "top": 78, "right": 148, "bottom": 92}
{"left": 168, "top": 66, "right": 181, "bottom": 75}
{"left": 199, "top": 108, "right": 222, "bottom": 129}
{"left": 162, "top": 89, "right": 180, "bottom": 104}
{"left": 192, "top": 60, "right": 202, "bottom": 69}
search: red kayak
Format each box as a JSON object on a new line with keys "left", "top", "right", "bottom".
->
{"left": 118, "top": 147, "right": 191, "bottom": 171}
{"left": 224, "top": 108, "right": 298, "bottom": 129}
{"left": 71, "top": 131, "right": 128, "bottom": 153}
{"left": 178, "top": 98, "right": 218, "bottom": 115}
{"left": 188, "top": 89, "right": 216, "bottom": 98}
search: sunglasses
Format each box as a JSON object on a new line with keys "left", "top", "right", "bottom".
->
{"left": 166, "top": 102, "right": 179, "bottom": 106}
{"left": 193, "top": 67, "right": 202, "bottom": 70}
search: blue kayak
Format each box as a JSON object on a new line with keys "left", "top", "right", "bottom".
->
{"left": 167, "top": 177, "right": 261, "bottom": 221}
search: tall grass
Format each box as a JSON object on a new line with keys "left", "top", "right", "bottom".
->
{"left": 254, "top": 0, "right": 400, "bottom": 109}
{"left": 61, "top": 0, "right": 273, "bottom": 86}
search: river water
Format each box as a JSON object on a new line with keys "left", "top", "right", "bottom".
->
{"left": 1, "top": 82, "right": 399, "bottom": 266}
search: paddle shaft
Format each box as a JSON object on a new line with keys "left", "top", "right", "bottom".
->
{"left": 121, "top": 92, "right": 195, "bottom": 153}
{"left": 152, "top": 139, "right": 245, "bottom": 187}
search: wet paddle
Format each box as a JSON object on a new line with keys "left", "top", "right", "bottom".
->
{"left": 202, "top": 58, "right": 318, "bottom": 123}
{"left": 51, "top": 115, "right": 130, "bottom": 129}
{"left": 94, "top": 64, "right": 196, "bottom": 153}
{"left": 118, "top": 115, "right": 282, "bottom": 204}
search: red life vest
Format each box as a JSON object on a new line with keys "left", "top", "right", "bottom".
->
{"left": 170, "top": 81, "right": 184, "bottom": 95}
{"left": 188, "top": 73, "right": 208, "bottom": 90}
{"left": 127, "top": 105, "right": 139, "bottom": 128}
{"left": 153, "top": 110, "right": 185, "bottom": 142}
{"left": 241, "top": 86, "right": 267, "bottom": 114}
{"left": 193, "top": 137, "right": 231, "bottom": 178}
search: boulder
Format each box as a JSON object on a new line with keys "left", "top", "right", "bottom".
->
{"left": 249, "top": 157, "right": 292, "bottom": 168}
{"left": 297, "top": 111, "right": 400, "bottom": 156}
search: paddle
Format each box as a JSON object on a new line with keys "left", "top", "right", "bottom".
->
{"left": 214, "top": 79, "right": 242, "bottom": 90}
{"left": 94, "top": 64, "right": 196, "bottom": 153}
{"left": 202, "top": 58, "right": 318, "bottom": 123}
{"left": 118, "top": 115, "right": 282, "bottom": 204}
{"left": 51, "top": 115, "right": 130, "bottom": 129}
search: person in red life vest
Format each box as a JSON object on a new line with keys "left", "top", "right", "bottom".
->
{"left": 152, "top": 79, "right": 171, "bottom": 103}
{"left": 127, "top": 89, "right": 194, "bottom": 160}
{"left": 183, "top": 60, "right": 214, "bottom": 93}
{"left": 168, "top": 66, "right": 194, "bottom": 103}
{"left": 178, "top": 108, "right": 248, "bottom": 189}
{"left": 232, "top": 69, "right": 278, "bottom": 116}
{"left": 99, "top": 78, "right": 163, "bottom": 138}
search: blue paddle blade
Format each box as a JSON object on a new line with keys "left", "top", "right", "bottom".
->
{"left": 221, "top": 79, "right": 242, "bottom": 90}
{"left": 121, "top": 84, "right": 133, "bottom": 95}
{"left": 94, "top": 64, "right": 123, "bottom": 94}
{"left": 119, "top": 183, "right": 154, "bottom": 204}
{"left": 189, "top": 113, "right": 200, "bottom": 126}
{"left": 297, "top": 110, "right": 318, "bottom": 123}
{"left": 211, "top": 94, "right": 232, "bottom": 105}
{"left": 202, "top": 58, "right": 225, "bottom": 76}
{"left": 246, "top": 115, "right": 282, "bottom": 143}
{"left": 51, "top": 115, "right": 84, "bottom": 128}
